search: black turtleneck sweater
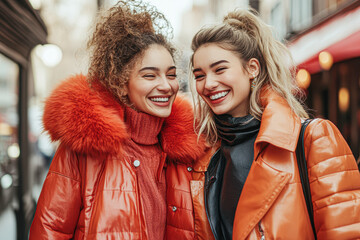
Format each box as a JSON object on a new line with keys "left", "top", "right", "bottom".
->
{"left": 214, "top": 114, "right": 261, "bottom": 239}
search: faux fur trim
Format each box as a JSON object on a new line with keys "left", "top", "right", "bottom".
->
{"left": 43, "top": 75, "right": 128, "bottom": 155}
{"left": 161, "top": 96, "right": 206, "bottom": 164}
{"left": 43, "top": 74, "right": 205, "bottom": 163}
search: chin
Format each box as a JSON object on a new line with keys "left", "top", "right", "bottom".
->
{"left": 210, "top": 108, "right": 228, "bottom": 116}
{"left": 145, "top": 106, "right": 171, "bottom": 118}
{"left": 153, "top": 110, "right": 171, "bottom": 118}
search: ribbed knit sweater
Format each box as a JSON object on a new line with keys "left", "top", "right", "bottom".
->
{"left": 122, "top": 106, "right": 166, "bottom": 240}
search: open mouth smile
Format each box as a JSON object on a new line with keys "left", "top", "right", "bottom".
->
{"left": 148, "top": 95, "right": 172, "bottom": 106}
{"left": 149, "top": 97, "right": 170, "bottom": 102}
{"left": 209, "top": 90, "right": 230, "bottom": 100}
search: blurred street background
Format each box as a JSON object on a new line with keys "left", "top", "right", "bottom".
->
{"left": 1, "top": 0, "right": 360, "bottom": 239}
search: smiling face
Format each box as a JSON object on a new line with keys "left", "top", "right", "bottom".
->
{"left": 127, "top": 44, "right": 179, "bottom": 118}
{"left": 193, "top": 43, "right": 259, "bottom": 118}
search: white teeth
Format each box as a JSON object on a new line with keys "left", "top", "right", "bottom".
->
{"left": 210, "top": 91, "right": 229, "bottom": 100}
{"left": 150, "top": 97, "right": 169, "bottom": 102}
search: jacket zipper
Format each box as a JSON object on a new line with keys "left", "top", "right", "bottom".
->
{"left": 258, "top": 221, "right": 265, "bottom": 240}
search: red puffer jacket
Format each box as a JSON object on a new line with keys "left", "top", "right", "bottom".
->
{"left": 29, "top": 75, "right": 205, "bottom": 239}
{"left": 190, "top": 89, "right": 360, "bottom": 240}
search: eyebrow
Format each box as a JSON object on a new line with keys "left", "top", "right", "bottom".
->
{"left": 139, "top": 66, "right": 176, "bottom": 72}
{"left": 192, "top": 60, "right": 229, "bottom": 73}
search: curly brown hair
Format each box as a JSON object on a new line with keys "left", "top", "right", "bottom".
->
{"left": 87, "top": 0, "right": 175, "bottom": 104}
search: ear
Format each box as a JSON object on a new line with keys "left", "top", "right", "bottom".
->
{"left": 246, "top": 58, "right": 260, "bottom": 78}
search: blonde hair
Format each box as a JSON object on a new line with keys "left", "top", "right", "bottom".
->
{"left": 190, "top": 9, "right": 308, "bottom": 145}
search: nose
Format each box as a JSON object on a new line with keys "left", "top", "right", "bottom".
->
{"left": 204, "top": 74, "right": 219, "bottom": 91}
{"left": 157, "top": 76, "right": 172, "bottom": 92}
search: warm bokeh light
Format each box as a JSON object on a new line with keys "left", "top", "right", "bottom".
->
{"left": 338, "top": 87, "right": 350, "bottom": 112}
{"left": 296, "top": 69, "right": 311, "bottom": 89}
{"left": 318, "top": 51, "right": 333, "bottom": 70}
{"left": 0, "top": 122, "right": 12, "bottom": 136}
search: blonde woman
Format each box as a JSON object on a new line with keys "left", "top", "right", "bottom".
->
{"left": 189, "top": 9, "right": 360, "bottom": 240}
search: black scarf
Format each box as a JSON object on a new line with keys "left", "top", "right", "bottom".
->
{"left": 214, "top": 114, "right": 260, "bottom": 145}
{"left": 214, "top": 114, "right": 260, "bottom": 239}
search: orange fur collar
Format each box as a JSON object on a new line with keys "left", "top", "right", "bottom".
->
{"left": 43, "top": 74, "right": 205, "bottom": 164}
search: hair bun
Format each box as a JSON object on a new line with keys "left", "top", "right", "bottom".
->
{"left": 224, "top": 9, "right": 258, "bottom": 38}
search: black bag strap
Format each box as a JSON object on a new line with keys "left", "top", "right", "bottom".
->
{"left": 296, "top": 118, "right": 317, "bottom": 239}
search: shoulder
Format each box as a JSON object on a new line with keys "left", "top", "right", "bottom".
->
{"left": 305, "top": 118, "right": 353, "bottom": 157}
{"left": 306, "top": 119, "right": 345, "bottom": 141}
{"left": 47, "top": 143, "right": 82, "bottom": 182}
{"left": 304, "top": 118, "right": 357, "bottom": 174}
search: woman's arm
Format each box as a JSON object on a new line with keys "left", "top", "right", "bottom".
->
{"left": 29, "top": 143, "right": 82, "bottom": 239}
{"left": 305, "top": 119, "right": 360, "bottom": 240}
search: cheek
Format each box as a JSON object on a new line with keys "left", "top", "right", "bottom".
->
{"left": 127, "top": 83, "right": 149, "bottom": 105}
{"left": 195, "top": 81, "right": 204, "bottom": 94}
{"left": 128, "top": 85, "right": 141, "bottom": 98}
{"left": 170, "top": 80, "right": 179, "bottom": 94}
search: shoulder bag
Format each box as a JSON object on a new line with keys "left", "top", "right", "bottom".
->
{"left": 295, "top": 118, "right": 317, "bottom": 239}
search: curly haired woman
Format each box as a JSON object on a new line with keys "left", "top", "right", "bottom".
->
{"left": 29, "top": 1, "right": 204, "bottom": 239}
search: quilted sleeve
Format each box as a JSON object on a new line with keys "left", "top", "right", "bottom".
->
{"left": 29, "top": 144, "right": 82, "bottom": 239}
{"left": 305, "top": 119, "right": 360, "bottom": 240}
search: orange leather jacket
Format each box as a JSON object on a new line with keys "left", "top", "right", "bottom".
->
{"left": 29, "top": 75, "right": 204, "bottom": 239}
{"left": 189, "top": 89, "right": 360, "bottom": 240}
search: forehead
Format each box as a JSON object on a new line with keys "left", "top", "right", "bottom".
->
{"left": 138, "top": 44, "right": 174, "bottom": 68}
{"left": 193, "top": 43, "right": 241, "bottom": 67}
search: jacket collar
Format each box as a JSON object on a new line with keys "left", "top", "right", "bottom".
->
{"left": 255, "top": 87, "right": 301, "bottom": 155}
{"left": 193, "top": 88, "right": 301, "bottom": 172}
{"left": 42, "top": 74, "right": 205, "bottom": 164}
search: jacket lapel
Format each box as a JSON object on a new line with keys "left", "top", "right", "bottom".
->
{"left": 233, "top": 158, "right": 291, "bottom": 240}
{"left": 232, "top": 89, "right": 302, "bottom": 239}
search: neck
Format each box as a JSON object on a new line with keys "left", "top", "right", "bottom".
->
{"left": 124, "top": 107, "right": 164, "bottom": 145}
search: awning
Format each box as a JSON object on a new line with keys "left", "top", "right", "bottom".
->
{"left": 287, "top": 5, "right": 360, "bottom": 74}
{"left": 0, "top": 0, "right": 47, "bottom": 64}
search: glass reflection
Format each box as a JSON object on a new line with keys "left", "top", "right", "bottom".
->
{"left": 0, "top": 53, "right": 19, "bottom": 212}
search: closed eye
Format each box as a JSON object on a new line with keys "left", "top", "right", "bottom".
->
{"left": 194, "top": 74, "right": 205, "bottom": 80}
{"left": 215, "top": 67, "right": 227, "bottom": 73}
{"left": 167, "top": 74, "right": 177, "bottom": 79}
{"left": 143, "top": 74, "right": 156, "bottom": 79}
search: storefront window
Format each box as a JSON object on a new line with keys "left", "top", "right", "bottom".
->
{"left": 0, "top": 53, "right": 19, "bottom": 213}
